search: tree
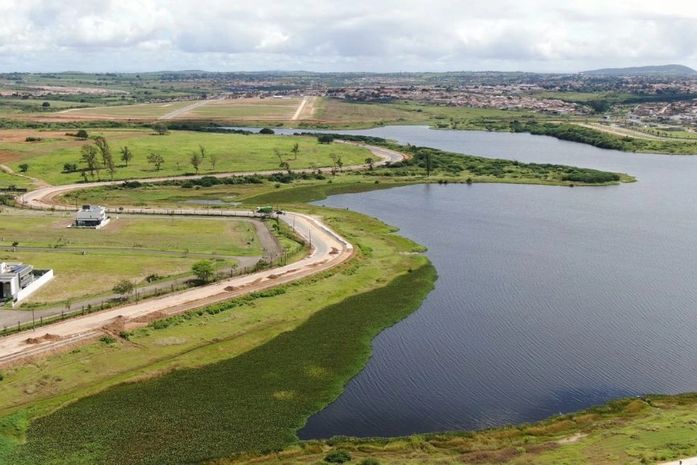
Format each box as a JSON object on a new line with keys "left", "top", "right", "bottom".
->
{"left": 336, "top": 155, "right": 344, "bottom": 172}
{"left": 198, "top": 145, "right": 206, "bottom": 159}
{"left": 190, "top": 151, "right": 203, "bottom": 173}
{"left": 18, "top": 163, "right": 29, "bottom": 173}
{"left": 63, "top": 162, "right": 78, "bottom": 173}
{"left": 329, "top": 153, "right": 339, "bottom": 175}
{"left": 147, "top": 152, "right": 164, "bottom": 170}
{"left": 41, "top": 101, "right": 50, "bottom": 109}
{"left": 152, "top": 122, "right": 168, "bottom": 135}
{"left": 425, "top": 152, "right": 433, "bottom": 177}
{"left": 95, "top": 136, "right": 115, "bottom": 179}
{"left": 76, "top": 129, "right": 88, "bottom": 139}
{"left": 365, "top": 157, "right": 374, "bottom": 170}
{"left": 209, "top": 153, "right": 218, "bottom": 170}
{"left": 317, "top": 134, "right": 334, "bottom": 144}
{"left": 290, "top": 143, "right": 300, "bottom": 160}
{"left": 259, "top": 127, "right": 275, "bottom": 134}
{"left": 80, "top": 144, "right": 100, "bottom": 178}
{"left": 120, "top": 146, "right": 134, "bottom": 166}
{"left": 192, "top": 260, "right": 215, "bottom": 283}
{"left": 112, "top": 280, "right": 135, "bottom": 299}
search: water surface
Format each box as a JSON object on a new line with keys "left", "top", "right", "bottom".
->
{"left": 298, "top": 126, "right": 697, "bottom": 438}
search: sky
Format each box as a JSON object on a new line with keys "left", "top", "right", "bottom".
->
{"left": 1, "top": 0, "right": 697, "bottom": 73}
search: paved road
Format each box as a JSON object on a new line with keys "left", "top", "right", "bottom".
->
{"left": 0, "top": 142, "right": 404, "bottom": 365}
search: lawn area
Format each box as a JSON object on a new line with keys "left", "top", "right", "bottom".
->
{"left": 0, "top": 170, "right": 31, "bottom": 189}
{"left": 0, "top": 129, "right": 372, "bottom": 185}
{"left": 0, "top": 206, "right": 433, "bottom": 465}
{"left": 216, "top": 394, "right": 697, "bottom": 465}
{"left": 0, "top": 249, "right": 224, "bottom": 306}
{"left": 0, "top": 212, "right": 259, "bottom": 305}
{"left": 0, "top": 213, "right": 262, "bottom": 256}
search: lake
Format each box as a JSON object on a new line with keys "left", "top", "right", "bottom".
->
{"left": 298, "top": 126, "right": 697, "bottom": 438}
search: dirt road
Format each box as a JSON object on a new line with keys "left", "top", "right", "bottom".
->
{"left": 0, "top": 142, "right": 405, "bottom": 366}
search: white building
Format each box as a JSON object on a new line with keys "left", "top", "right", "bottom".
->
{"left": 75, "top": 205, "right": 108, "bottom": 228}
{"left": 0, "top": 262, "right": 54, "bottom": 305}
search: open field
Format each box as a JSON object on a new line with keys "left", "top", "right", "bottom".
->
{"left": 0, "top": 249, "right": 230, "bottom": 306}
{"left": 0, "top": 211, "right": 259, "bottom": 305}
{"left": 0, "top": 206, "right": 433, "bottom": 465}
{"left": 47, "top": 101, "right": 195, "bottom": 120}
{"left": 0, "top": 129, "right": 371, "bottom": 185}
{"left": 218, "top": 394, "right": 697, "bottom": 465}
{"left": 177, "top": 97, "right": 305, "bottom": 120}
{"left": 0, "top": 212, "right": 262, "bottom": 256}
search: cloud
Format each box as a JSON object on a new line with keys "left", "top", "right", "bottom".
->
{"left": 0, "top": 0, "right": 696, "bottom": 72}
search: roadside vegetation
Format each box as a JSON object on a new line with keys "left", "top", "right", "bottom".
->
{"left": 0, "top": 206, "right": 434, "bottom": 465}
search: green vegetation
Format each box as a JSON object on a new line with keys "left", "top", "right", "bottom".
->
{"left": 0, "top": 129, "right": 371, "bottom": 185}
{"left": 0, "top": 213, "right": 258, "bottom": 305}
{"left": 0, "top": 205, "right": 434, "bottom": 465}
{"left": 215, "top": 394, "right": 697, "bottom": 465}
{"left": 513, "top": 121, "right": 697, "bottom": 154}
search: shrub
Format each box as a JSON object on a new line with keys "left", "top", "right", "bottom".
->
{"left": 324, "top": 450, "right": 352, "bottom": 463}
{"left": 99, "top": 336, "right": 116, "bottom": 345}
{"left": 76, "top": 129, "right": 89, "bottom": 139}
{"left": 259, "top": 128, "right": 275, "bottom": 134}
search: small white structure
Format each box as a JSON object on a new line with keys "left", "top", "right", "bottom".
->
{"left": 0, "top": 262, "right": 53, "bottom": 306}
{"left": 74, "top": 205, "right": 109, "bottom": 228}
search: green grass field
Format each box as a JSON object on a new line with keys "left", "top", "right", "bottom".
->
{"left": 50, "top": 101, "right": 194, "bottom": 119}
{"left": 0, "top": 212, "right": 259, "bottom": 305}
{"left": 0, "top": 129, "right": 371, "bottom": 185}
{"left": 0, "top": 213, "right": 261, "bottom": 256}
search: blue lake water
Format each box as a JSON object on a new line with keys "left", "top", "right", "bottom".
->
{"left": 297, "top": 126, "right": 697, "bottom": 438}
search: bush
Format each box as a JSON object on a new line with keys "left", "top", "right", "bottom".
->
{"left": 317, "top": 134, "right": 334, "bottom": 144}
{"left": 324, "top": 450, "right": 352, "bottom": 463}
{"left": 99, "top": 336, "right": 116, "bottom": 345}
{"left": 259, "top": 128, "right": 275, "bottom": 134}
{"left": 76, "top": 129, "right": 89, "bottom": 139}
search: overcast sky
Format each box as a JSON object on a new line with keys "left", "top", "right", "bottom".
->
{"left": 1, "top": 0, "right": 697, "bottom": 73}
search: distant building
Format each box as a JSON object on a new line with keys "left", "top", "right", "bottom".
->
{"left": 75, "top": 205, "right": 108, "bottom": 228}
{"left": 0, "top": 262, "right": 53, "bottom": 305}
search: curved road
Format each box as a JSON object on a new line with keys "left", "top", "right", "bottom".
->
{"left": 0, "top": 143, "right": 405, "bottom": 366}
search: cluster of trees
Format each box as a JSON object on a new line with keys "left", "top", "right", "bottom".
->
{"left": 510, "top": 121, "right": 697, "bottom": 154}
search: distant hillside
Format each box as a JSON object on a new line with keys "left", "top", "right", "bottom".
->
{"left": 581, "top": 64, "right": 697, "bottom": 77}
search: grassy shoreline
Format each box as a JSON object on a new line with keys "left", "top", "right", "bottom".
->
{"left": 0, "top": 205, "right": 435, "bottom": 465}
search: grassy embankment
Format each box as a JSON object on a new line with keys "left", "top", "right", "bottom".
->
{"left": 513, "top": 121, "right": 697, "bottom": 155}
{"left": 0, "top": 206, "right": 434, "bottom": 465}
{"left": 218, "top": 394, "right": 697, "bottom": 465}
{"left": 0, "top": 212, "right": 259, "bottom": 305}
{"left": 59, "top": 136, "right": 634, "bottom": 213}
{"left": 0, "top": 129, "right": 370, "bottom": 185}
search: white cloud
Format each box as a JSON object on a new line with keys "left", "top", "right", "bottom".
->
{"left": 0, "top": 0, "right": 696, "bottom": 72}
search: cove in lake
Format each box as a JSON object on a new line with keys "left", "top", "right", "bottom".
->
{"left": 298, "top": 126, "right": 697, "bottom": 438}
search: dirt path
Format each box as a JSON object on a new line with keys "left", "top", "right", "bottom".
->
{"left": 159, "top": 99, "right": 218, "bottom": 120}
{"left": 0, "top": 141, "right": 405, "bottom": 366}
{"left": 291, "top": 96, "right": 311, "bottom": 121}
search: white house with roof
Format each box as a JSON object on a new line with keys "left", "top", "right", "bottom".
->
{"left": 74, "top": 205, "right": 109, "bottom": 228}
{"left": 0, "top": 262, "right": 54, "bottom": 306}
